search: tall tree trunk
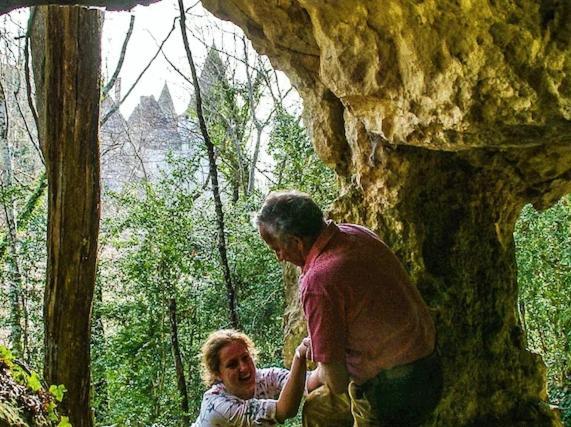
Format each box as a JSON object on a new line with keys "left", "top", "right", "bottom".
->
{"left": 177, "top": 0, "right": 239, "bottom": 328}
{"left": 31, "top": 6, "right": 102, "bottom": 426}
{"left": 0, "top": 80, "right": 24, "bottom": 356}
{"left": 151, "top": 311, "right": 167, "bottom": 421}
{"left": 168, "top": 298, "right": 190, "bottom": 427}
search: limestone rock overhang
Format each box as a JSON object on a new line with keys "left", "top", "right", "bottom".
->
{"left": 2, "top": 0, "right": 569, "bottom": 208}
{"left": 200, "top": 0, "right": 570, "bottom": 206}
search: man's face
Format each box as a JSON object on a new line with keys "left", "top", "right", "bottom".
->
{"left": 259, "top": 224, "right": 307, "bottom": 267}
{"left": 217, "top": 340, "right": 256, "bottom": 400}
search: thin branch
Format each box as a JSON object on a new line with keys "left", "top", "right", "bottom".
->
{"left": 127, "top": 135, "right": 149, "bottom": 180}
{"left": 13, "top": 98, "right": 43, "bottom": 166}
{"left": 101, "top": 17, "right": 177, "bottom": 126}
{"left": 160, "top": 50, "right": 193, "bottom": 86}
{"left": 24, "top": 9, "right": 40, "bottom": 156}
{"left": 177, "top": 0, "right": 239, "bottom": 328}
{"left": 101, "top": 14, "right": 135, "bottom": 99}
{"left": 0, "top": 79, "right": 9, "bottom": 141}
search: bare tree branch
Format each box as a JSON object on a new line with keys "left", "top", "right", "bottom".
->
{"left": 101, "top": 17, "right": 176, "bottom": 126}
{"left": 177, "top": 0, "right": 239, "bottom": 328}
{"left": 24, "top": 8, "right": 41, "bottom": 158}
{"left": 13, "top": 98, "right": 43, "bottom": 164}
{"left": 101, "top": 14, "right": 135, "bottom": 99}
{"left": 161, "top": 50, "right": 193, "bottom": 87}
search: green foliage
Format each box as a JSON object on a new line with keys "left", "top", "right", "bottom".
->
{"left": 1, "top": 346, "right": 40, "bottom": 395}
{"left": 91, "top": 96, "right": 339, "bottom": 424}
{"left": 49, "top": 384, "right": 66, "bottom": 403}
{"left": 224, "top": 196, "right": 288, "bottom": 365}
{"left": 0, "top": 344, "right": 66, "bottom": 425}
{"left": 93, "top": 158, "right": 210, "bottom": 424}
{"left": 268, "top": 108, "right": 337, "bottom": 206}
{"left": 57, "top": 416, "right": 71, "bottom": 427}
{"left": 0, "top": 178, "right": 47, "bottom": 367}
{"left": 93, "top": 158, "right": 269, "bottom": 421}
{"left": 0, "top": 345, "right": 14, "bottom": 362}
{"left": 28, "top": 371, "right": 42, "bottom": 392}
{"left": 514, "top": 195, "right": 571, "bottom": 422}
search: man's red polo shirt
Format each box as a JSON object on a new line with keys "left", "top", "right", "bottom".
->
{"left": 300, "top": 221, "right": 435, "bottom": 384}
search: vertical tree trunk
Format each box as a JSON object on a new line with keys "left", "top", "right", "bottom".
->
{"left": 168, "top": 298, "right": 190, "bottom": 427}
{"left": 247, "top": 126, "right": 262, "bottom": 195}
{"left": 0, "top": 80, "right": 24, "bottom": 356}
{"left": 177, "top": 0, "right": 239, "bottom": 328}
{"left": 31, "top": 6, "right": 102, "bottom": 426}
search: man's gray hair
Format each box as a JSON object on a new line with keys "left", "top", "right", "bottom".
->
{"left": 256, "top": 190, "right": 325, "bottom": 240}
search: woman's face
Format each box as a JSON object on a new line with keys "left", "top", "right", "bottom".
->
{"left": 216, "top": 340, "right": 256, "bottom": 399}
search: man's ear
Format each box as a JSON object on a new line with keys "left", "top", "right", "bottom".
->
{"left": 292, "top": 235, "right": 304, "bottom": 248}
{"left": 294, "top": 235, "right": 311, "bottom": 253}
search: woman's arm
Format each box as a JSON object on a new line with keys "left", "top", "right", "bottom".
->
{"left": 275, "top": 338, "right": 309, "bottom": 423}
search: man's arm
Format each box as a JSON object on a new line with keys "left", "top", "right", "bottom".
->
{"left": 306, "top": 361, "right": 350, "bottom": 395}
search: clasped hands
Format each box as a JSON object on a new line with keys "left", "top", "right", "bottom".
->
{"left": 295, "top": 337, "right": 312, "bottom": 361}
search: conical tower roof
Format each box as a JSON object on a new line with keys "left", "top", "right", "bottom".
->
{"left": 187, "top": 45, "right": 227, "bottom": 113}
{"left": 158, "top": 82, "right": 176, "bottom": 120}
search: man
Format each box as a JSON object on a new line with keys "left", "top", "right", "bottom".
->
{"left": 256, "top": 190, "right": 442, "bottom": 426}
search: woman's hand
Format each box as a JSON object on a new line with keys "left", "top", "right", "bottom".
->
{"left": 295, "top": 337, "right": 311, "bottom": 360}
{"left": 276, "top": 337, "right": 309, "bottom": 422}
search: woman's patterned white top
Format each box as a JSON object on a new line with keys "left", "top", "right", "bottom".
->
{"left": 192, "top": 367, "right": 289, "bottom": 426}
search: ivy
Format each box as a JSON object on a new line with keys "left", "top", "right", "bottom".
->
{"left": 0, "top": 344, "right": 67, "bottom": 425}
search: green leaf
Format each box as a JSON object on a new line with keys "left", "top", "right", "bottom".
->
{"left": 28, "top": 372, "right": 42, "bottom": 392}
{"left": 58, "top": 416, "right": 72, "bottom": 427}
{"left": 49, "top": 384, "right": 67, "bottom": 402}
{"left": 0, "top": 345, "right": 14, "bottom": 363}
{"left": 47, "top": 401, "right": 58, "bottom": 421}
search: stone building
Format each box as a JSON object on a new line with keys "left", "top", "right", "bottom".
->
{"left": 100, "top": 46, "right": 227, "bottom": 191}
{"left": 100, "top": 80, "right": 194, "bottom": 190}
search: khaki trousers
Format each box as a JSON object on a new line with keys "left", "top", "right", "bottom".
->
{"left": 302, "top": 382, "right": 378, "bottom": 427}
{"left": 302, "top": 351, "right": 442, "bottom": 427}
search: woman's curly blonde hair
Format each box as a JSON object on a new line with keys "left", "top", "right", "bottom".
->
{"left": 200, "top": 329, "right": 258, "bottom": 387}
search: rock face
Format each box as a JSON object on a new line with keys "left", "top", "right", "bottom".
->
{"left": 201, "top": 0, "right": 570, "bottom": 425}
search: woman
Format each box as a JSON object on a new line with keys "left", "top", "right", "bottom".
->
{"left": 192, "top": 329, "right": 309, "bottom": 426}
